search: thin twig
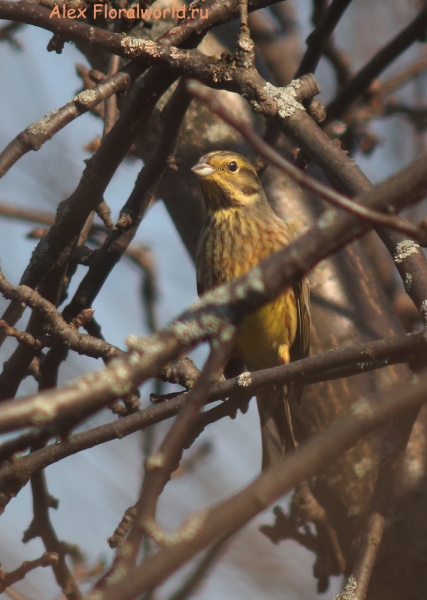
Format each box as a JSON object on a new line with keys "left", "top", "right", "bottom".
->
{"left": 167, "top": 534, "right": 233, "bottom": 600}
{"left": 0, "top": 552, "right": 59, "bottom": 593}
{"left": 0, "top": 143, "right": 425, "bottom": 431}
{"left": 0, "top": 268, "right": 123, "bottom": 361}
{"left": 325, "top": 3, "right": 427, "bottom": 123}
{"left": 24, "top": 466, "right": 82, "bottom": 599}
{"left": 295, "top": 0, "right": 353, "bottom": 78}
{"left": 99, "top": 335, "right": 235, "bottom": 589}
{"left": 61, "top": 79, "right": 193, "bottom": 324}
{"left": 0, "top": 63, "right": 139, "bottom": 178}
{"left": 103, "top": 54, "right": 121, "bottom": 137}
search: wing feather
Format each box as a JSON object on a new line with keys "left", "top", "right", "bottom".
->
{"left": 290, "top": 278, "right": 310, "bottom": 406}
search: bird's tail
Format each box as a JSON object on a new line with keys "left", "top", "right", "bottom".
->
{"left": 257, "top": 387, "right": 296, "bottom": 471}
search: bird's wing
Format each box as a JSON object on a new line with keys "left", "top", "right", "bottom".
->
{"left": 290, "top": 277, "right": 311, "bottom": 406}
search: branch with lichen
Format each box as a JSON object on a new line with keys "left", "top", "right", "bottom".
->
{"left": 0, "top": 327, "right": 423, "bottom": 515}
{"left": 0, "top": 145, "right": 425, "bottom": 430}
{"left": 0, "top": 62, "right": 140, "bottom": 178}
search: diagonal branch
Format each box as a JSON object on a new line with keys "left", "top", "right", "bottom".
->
{"left": 0, "top": 328, "right": 424, "bottom": 514}
{"left": 96, "top": 370, "right": 427, "bottom": 600}
{"left": 296, "top": 0, "right": 353, "bottom": 78}
{"left": 325, "top": 3, "right": 427, "bottom": 124}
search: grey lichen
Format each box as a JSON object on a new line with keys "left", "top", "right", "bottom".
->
{"left": 171, "top": 319, "right": 203, "bottom": 344}
{"left": 73, "top": 89, "right": 97, "bottom": 106}
{"left": 235, "top": 267, "right": 265, "bottom": 298}
{"left": 404, "top": 272, "right": 413, "bottom": 293}
{"left": 237, "top": 372, "right": 252, "bottom": 387}
{"left": 144, "top": 510, "right": 208, "bottom": 547}
{"left": 351, "top": 398, "right": 373, "bottom": 419}
{"left": 394, "top": 240, "right": 420, "bottom": 264}
{"left": 145, "top": 452, "right": 165, "bottom": 470}
{"left": 219, "top": 323, "right": 236, "bottom": 342}
{"left": 335, "top": 575, "right": 357, "bottom": 600}
{"left": 263, "top": 80, "right": 305, "bottom": 119}
{"left": 121, "top": 37, "right": 161, "bottom": 58}
{"left": 318, "top": 210, "right": 337, "bottom": 229}
{"left": 26, "top": 108, "right": 60, "bottom": 136}
{"left": 353, "top": 456, "right": 376, "bottom": 478}
{"left": 31, "top": 398, "right": 57, "bottom": 425}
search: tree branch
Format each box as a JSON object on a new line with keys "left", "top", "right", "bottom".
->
{"left": 95, "top": 370, "right": 427, "bottom": 599}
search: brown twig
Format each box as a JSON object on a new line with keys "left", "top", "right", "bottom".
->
{"left": 0, "top": 551, "right": 59, "bottom": 594}
{"left": 158, "top": 357, "right": 201, "bottom": 390}
{"left": 0, "top": 62, "right": 140, "bottom": 178}
{"left": 24, "top": 466, "right": 82, "bottom": 600}
{"left": 248, "top": 5, "right": 300, "bottom": 86}
{"left": 346, "top": 404, "right": 421, "bottom": 599}
{"left": 325, "top": 3, "right": 427, "bottom": 124}
{"left": 0, "top": 20, "right": 23, "bottom": 49}
{"left": 61, "top": 78, "right": 193, "bottom": 325}
{"left": 127, "top": 337, "right": 234, "bottom": 546}
{"left": 166, "top": 533, "right": 233, "bottom": 600}
{"left": 377, "top": 56, "right": 427, "bottom": 97}
{"left": 0, "top": 268, "right": 123, "bottom": 361}
{"left": 103, "top": 54, "right": 121, "bottom": 137}
{"left": 100, "top": 335, "right": 235, "bottom": 590}
{"left": 295, "top": 0, "right": 353, "bottom": 78}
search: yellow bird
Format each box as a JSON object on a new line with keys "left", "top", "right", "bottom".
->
{"left": 192, "top": 151, "right": 310, "bottom": 471}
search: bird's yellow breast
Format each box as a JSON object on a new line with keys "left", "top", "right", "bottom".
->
{"left": 237, "top": 289, "right": 297, "bottom": 371}
{"left": 197, "top": 207, "right": 298, "bottom": 371}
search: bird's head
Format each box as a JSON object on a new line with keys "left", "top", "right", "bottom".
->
{"left": 191, "top": 151, "right": 264, "bottom": 212}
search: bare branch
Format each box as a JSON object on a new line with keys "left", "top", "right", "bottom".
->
{"left": 95, "top": 370, "right": 427, "bottom": 599}
{"left": 296, "top": 0, "right": 353, "bottom": 78}
{"left": 0, "top": 552, "right": 59, "bottom": 594}
{"left": 325, "top": 3, "right": 427, "bottom": 124}
{"left": 24, "top": 467, "right": 82, "bottom": 600}
{"left": 0, "top": 63, "right": 139, "bottom": 178}
{"left": 0, "top": 328, "right": 424, "bottom": 513}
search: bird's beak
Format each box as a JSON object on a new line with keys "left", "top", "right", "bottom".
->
{"left": 191, "top": 159, "right": 214, "bottom": 177}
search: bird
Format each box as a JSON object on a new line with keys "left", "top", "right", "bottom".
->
{"left": 192, "top": 150, "right": 310, "bottom": 471}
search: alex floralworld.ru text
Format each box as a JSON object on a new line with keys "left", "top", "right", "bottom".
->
{"left": 49, "top": 3, "right": 209, "bottom": 20}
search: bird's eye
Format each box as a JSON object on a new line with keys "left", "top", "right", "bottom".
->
{"left": 228, "top": 160, "right": 238, "bottom": 172}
